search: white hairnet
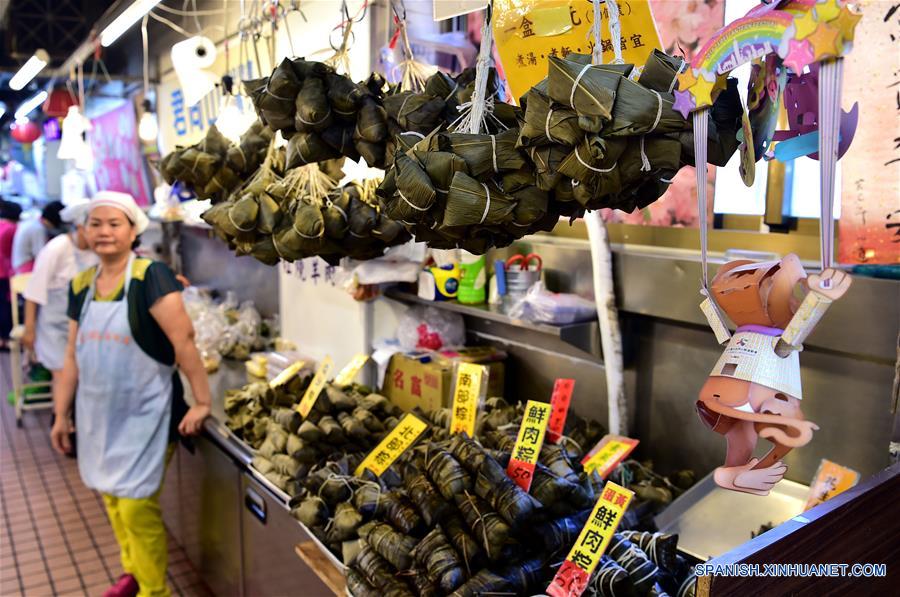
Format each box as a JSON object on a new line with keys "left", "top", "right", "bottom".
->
{"left": 88, "top": 191, "right": 149, "bottom": 234}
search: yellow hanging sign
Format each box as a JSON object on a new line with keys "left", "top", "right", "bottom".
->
{"left": 334, "top": 353, "right": 369, "bottom": 387}
{"left": 493, "top": 0, "right": 663, "bottom": 102}
{"left": 355, "top": 413, "right": 429, "bottom": 477}
{"left": 295, "top": 356, "right": 334, "bottom": 418}
{"left": 546, "top": 481, "right": 634, "bottom": 597}
{"left": 449, "top": 362, "right": 486, "bottom": 436}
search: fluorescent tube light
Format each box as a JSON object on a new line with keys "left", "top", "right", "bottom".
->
{"left": 100, "top": 0, "right": 162, "bottom": 47}
{"left": 14, "top": 91, "right": 48, "bottom": 120}
{"left": 9, "top": 50, "right": 49, "bottom": 91}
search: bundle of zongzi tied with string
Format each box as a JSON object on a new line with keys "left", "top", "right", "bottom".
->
{"left": 245, "top": 58, "right": 391, "bottom": 168}
{"left": 515, "top": 51, "right": 741, "bottom": 216}
{"left": 160, "top": 125, "right": 238, "bottom": 202}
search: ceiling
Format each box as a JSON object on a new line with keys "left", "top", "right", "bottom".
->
{"left": 0, "top": 0, "right": 168, "bottom": 125}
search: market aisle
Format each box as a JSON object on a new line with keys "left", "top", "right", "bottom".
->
{"left": 0, "top": 354, "right": 212, "bottom": 597}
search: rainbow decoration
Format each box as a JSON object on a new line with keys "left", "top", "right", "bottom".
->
{"left": 673, "top": 0, "right": 862, "bottom": 117}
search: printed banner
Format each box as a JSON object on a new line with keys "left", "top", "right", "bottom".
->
{"left": 89, "top": 102, "right": 152, "bottom": 206}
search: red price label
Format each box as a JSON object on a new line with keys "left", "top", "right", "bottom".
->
{"left": 547, "top": 378, "right": 575, "bottom": 444}
{"left": 547, "top": 561, "right": 590, "bottom": 597}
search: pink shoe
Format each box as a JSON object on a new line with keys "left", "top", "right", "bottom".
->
{"left": 103, "top": 574, "right": 139, "bottom": 597}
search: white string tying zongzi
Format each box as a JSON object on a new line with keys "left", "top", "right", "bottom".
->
{"left": 591, "top": 0, "right": 623, "bottom": 65}
{"left": 398, "top": 189, "right": 432, "bottom": 211}
{"left": 489, "top": 134, "right": 498, "bottom": 173}
{"left": 575, "top": 145, "right": 617, "bottom": 173}
{"left": 227, "top": 209, "right": 258, "bottom": 233}
{"left": 569, "top": 63, "right": 593, "bottom": 109}
{"left": 479, "top": 183, "right": 492, "bottom": 225}
{"left": 295, "top": 109, "right": 332, "bottom": 127}
{"left": 668, "top": 58, "right": 687, "bottom": 94}
{"left": 456, "top": 5, "right": 496, "bottom": 135}
{"left": 639, "top": 90, "right": 663, "bottom": 172}
{"left": 544, "top": 108, "right": 557, "bottom": 143}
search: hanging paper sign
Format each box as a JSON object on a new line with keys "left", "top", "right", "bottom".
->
{"left": 507, "top": 400, "right": 552, "bottom": 491}
{"left": 547, "top": 378, "right": 575, "bottom": 444}
{"left": 493, "top": 0, "right": 662, "bottom": 102}
{"left": 433, "top": 0, "right": 488, "bottom": 21}
{"left": 295, "top": 356, "right": 334, "bottom": 418}
{"left": 803, "top": 458, "right": 860, "bottom": 511}
{"left": 546, "top": 481, "right": 634, "bottom": 597}
{"left": 699, "top": 295, "right": 732, "bottom": 345}
{"left": 269, "top": 360, "right": 308, "bottom": 389}
{"left": 334, "top": 353, "right": 369, "bottom": 387}
{"left": 582, "top": 434, "right": 640, "bottom": 479}
{"left": 355, "top": 413, "right": 429, "bottom": 477}
{"left": 675, "top": 1, "right": 862, "bottom": 115}
{"left": 449, "top": 362, "right": 487, "bottom": 436}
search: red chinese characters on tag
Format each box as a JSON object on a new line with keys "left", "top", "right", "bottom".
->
{"left": 547, "top": 378, "right": 575, "bottom": 444}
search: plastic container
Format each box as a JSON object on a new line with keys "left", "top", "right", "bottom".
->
{"left": 458, "top": 251, "right": 487, "bottom": 304}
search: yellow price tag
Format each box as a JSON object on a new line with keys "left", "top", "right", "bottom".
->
{"left": 803, "top": 458, "right": 860, "bottom": 511}
{"left": 295, "top": 356, "right": 334, "bottom": 418}
{"left": 493, "top": 0, "right": 662, "bottom": 101}
{"left": 506, "top": 400, "right": 552, "bottom": 491}
{"left": 546, "top": 481, "right": 634, "bottom": 597}
{"left": 355, "top": 413, "right": 428, "bottom": 477}
{"left": 269, "top": 360, "right": 307, "bottom": 389}
{"left": 581, "top": 435, "right": 639, "bottom": 479}
{"left": 334, "top": 353, "right": 369, "bottom": 387}
{"left": 449, "top": 362, "right": 486, "bottom": 436}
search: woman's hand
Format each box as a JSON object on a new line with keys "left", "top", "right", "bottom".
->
{"left": 178, "top": 404, "right": 211, "bottom": 436}
{"left": 50, "top": 416, "right": 75, "bottom": 455}
{"left": 21, "top": 326, "right": 35, "bottom": 352}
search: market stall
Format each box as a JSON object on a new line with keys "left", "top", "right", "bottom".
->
{"left": 4, "top": 0, "right": 897, "bottom": 595}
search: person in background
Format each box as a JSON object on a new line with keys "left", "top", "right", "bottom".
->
{"left": 0, "top": 198, "right": 23, "bottom": 349}
{"left": 22, "top": 199, "right": 98, "bottom": 385}
{"left": 12, "top": 200, "right": 65, "bottom": 274}
{"left": 50, "top": 191, "right": 211, "bottom": 597}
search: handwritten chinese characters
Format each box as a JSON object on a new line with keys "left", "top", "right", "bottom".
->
{"left": 354, "top": 414, "right": 428, "bottom": 477}
{"left": 506, "top": 400, "right": 552, "bottom": 491}
{"left": 450, "top": 363, "right": 486, "bottom": 436}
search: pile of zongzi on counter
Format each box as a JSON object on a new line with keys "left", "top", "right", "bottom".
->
{"left": 516, "top": 49, "right": 742, "bottom": 215}
{"left": 160, "top": 121, "right": 273, "bottom": 202}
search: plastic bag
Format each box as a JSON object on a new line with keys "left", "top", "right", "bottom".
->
{"left": 397, "top": 305, "right": 465, "bottom": 351}
{"left": 507, "top": 281, "right": 597, "bottom": 325}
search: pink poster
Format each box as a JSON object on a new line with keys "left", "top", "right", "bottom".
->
{"left": 604, "top": 0, "right": 726, "bottom": 227}
{"left": 90, "top": 102, "right": 152, "bottom": 206}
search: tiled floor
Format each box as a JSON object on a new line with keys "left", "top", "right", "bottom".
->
{"left": 0, "top": 354, "right": 212, "bottom": 597}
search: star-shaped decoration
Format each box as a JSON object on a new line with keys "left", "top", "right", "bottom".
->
{"left": 814, "top": 0, "right": 843, "bottom": 23}
{"left": 676, "top": 67, "right": 699, "bottom": 93}
{"left": 712, "top": 74, "right": 728, "bottom": 97}
{"left": 690, "top": 72, "right": 717, "bottom": 108}
{"left": 807, "top": 22, "right": 843, "bottom": 59}
{"left": 834, "top": 6, "right": 862, "bottom": 43}
{"left": 673, "top": 89, "right": 696, "bottom": 119}
{"left": 783, "top": 38, "right": 815, "bottom": 74}
{"left": 793, "top": 8, "right": 820, "bottom": 41}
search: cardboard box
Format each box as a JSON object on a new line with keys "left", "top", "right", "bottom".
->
{"left": 383, "top": 347, "right": 505, "bottom": 414}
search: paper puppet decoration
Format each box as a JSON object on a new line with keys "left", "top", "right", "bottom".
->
{"left": 681, "top": 0, "right": 860, "bottom": 495}
{"left": 696, "top": 255, "right": 851, "bottom": 495}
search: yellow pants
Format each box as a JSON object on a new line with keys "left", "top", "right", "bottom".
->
{"left": 102, "top": 445, "right": 174, "bottom": 597}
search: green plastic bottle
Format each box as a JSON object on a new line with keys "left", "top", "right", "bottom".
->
{"left": 457, "top": 251, "right": 487, "bottom": 304}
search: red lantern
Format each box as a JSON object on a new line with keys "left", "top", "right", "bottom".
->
{"left": 42, "top": 87, "right": 79, "bottom": 119}
{"left": 11, "top": 120, "right": 41, "bottom": 143}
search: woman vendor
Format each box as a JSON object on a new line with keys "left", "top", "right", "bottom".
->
{"left": 22, "top": 199, "right": 97, "bottom": 387}
{"left": 50, "top": 191, "right": 212, "bottom": 597}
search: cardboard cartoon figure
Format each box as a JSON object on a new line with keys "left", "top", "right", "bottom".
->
{"left": 696, "top": 254, "right": 852, "bottom": 495}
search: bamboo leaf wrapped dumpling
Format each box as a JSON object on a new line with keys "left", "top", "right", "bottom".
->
{"left": 256, "top": 58, "right": 301, "bottom": 131}
{"left": 413, "top": 150, "right": 468, "bottom": 199}
{"left": 382, "top": 153, "right": 436, "bottom": 222}
{"left": 518, "top": 88, "right": 582, "bottom": 148}
{"left": 547, "top": 56, "right": 620, "bottom": 132}
{"left": 294, "top": 76, "right": 332, "bottom": 132}
{"left": 256, "top": 193, "right": 283, "bottom": 234}
{"left": 322, "top": 190, "right": 351, "bottom": 240}
{"left": 558, "top": 135, "right": 627, "bottom": 184}
{"left": 355, "top": 97, "right": 388, "bottom": 144}
{"left": 443, "top": 172, "right": 516, "bottom": 228}
{"left": 227, "top": 194, "right": 259, "bottom": 233}
{"left": 385, "top": 92, "right": 445, "bottom": 135}
{"left": 439, "top": 128, "right": 526, "bottom": 179}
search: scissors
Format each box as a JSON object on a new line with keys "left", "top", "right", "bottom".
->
{"left": 506, "top": 253, "right": 542, "bottom": 271}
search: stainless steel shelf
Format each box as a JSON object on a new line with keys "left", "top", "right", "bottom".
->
{"left": 384, "top": 288, "right": 602, "bottom": 359}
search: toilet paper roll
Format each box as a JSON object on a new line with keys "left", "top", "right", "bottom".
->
{"left": 172, "top": 36, "right": 219, "bottom": 107}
